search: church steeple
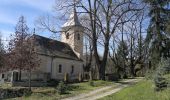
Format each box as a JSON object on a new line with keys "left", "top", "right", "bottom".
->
{"left": 61, "top": 2, "right": 84, "bottom": 59}
{"left": 62, "top": 4, "right": 82, "bottom": 28}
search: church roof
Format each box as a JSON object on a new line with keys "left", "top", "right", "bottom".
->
{"left": 62, "top": 8, "right": 82, "bottom": 28}
{"left": 33, "top": 34, "right": 82, "bottom": 61}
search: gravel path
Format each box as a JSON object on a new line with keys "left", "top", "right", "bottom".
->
{"left": 62, "top": 78, "right": 143, "bottom": 100}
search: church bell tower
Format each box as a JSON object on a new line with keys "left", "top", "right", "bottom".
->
{"left": 61, "top": 5, "right": 84, "bottom": 59}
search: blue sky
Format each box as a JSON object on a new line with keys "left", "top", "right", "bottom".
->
{"left": 0, "top": 0, "right": 56, "bottom": 41}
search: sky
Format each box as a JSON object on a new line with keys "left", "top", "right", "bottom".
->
{"left": 0, "top": 0, "right": 56, "bottom": 42}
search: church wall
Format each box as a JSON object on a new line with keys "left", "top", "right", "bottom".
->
{"left": 61, "top": 28, "right": 75, "bottom": 47}
{"left": 73, "top": 26, "right": 84, "bottom": 58}
{"left": 51, "top": 57, "right": 83, "bottom": 80}
{"left": 38, "top": 55, "right": 52, "bottom": 73}
{"left": 61, "top": 26, "right": 84, "bottom": 59}
{"left": 14, "top": 53, "right": 83, "bottom": 82}
{"left": 18, "top": 55, "right": 52, "bottom": 81}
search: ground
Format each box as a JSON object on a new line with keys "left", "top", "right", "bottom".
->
{"left": 99, "top": 80, "right": 170, "bottom": 100}
{"left": 2, "top": 77, "right": 170, "bottom": 100}
{"left": 5, "top": 80, "right": 114, "bottom": 100}
{"left": 62, "top": 78, "right": 142, "bottom": 100}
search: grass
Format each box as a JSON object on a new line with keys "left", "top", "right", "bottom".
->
{"left": 0, "top": 82, "right": 12, "bottom": 89}
{"left": 7, "top": 80, "right": 114, "bottom": 100}
{"left": 99, "top": 80, "right": 170, "bottom": 100}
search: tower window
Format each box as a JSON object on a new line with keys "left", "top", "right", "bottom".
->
{"left": 58, "top": 64, "right": 62, "bottom": 73}
{"left": 66, "top": 33, "right": 69, "bottom": 39}
{"left": 71, "top": 65, "right": 74, "bottom": 74}
{"left": 77, "top": 33, "right": 80, "bottom": 40}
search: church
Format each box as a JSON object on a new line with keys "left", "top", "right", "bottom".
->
{"left": 0, "top": 7, "right": 85, "bottom": 83}
{"left": 24, "top": 8, "right": 84, "bottom": 82}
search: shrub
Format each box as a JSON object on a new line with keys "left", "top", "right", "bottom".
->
{"left": 154, "top": 73, "right": 168, "bottom": 91}
{"left": 154, "top": 58, "right": 170, "bottom": 91}
{"left": 56, "top": 81, "right": 67, "bottom": 95}
{"left": 89, "top": 80, "right": 95, "bottom": 87}
{"left": 145, "top": 70, "right": 154, "bottom": 80}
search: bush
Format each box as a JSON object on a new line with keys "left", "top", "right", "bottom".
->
{"left": 89, "top": 80, "right": 95, "bottom": 87}
{"left": 154, "top": 73, "right": 168, "bottom": 91}
{"left": 56, "top": 81, "right": 67, "bottom": 95}
{"left": 154, "top": 58, "right": 170, "bottom": 91}
{"left": 145, "top": 70, "right": 154, "bottom": 80}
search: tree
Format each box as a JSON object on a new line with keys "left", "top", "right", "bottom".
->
{"left": 0, "top": 32, "right": 5, "bottom": 72}
{"left": 144, "top": 0, "right": 170, "bottom": 69}
{"left": 36, "top": 0, "right": 143, "bottom": 80}
{"left": 8, "top": 16, "right": 40, "bottom": 90}
{"left": 110, "top": 41, "right": 129, "bottom": 78}
{"left": 8, "top": 16, "right": 30, "bottom": 81}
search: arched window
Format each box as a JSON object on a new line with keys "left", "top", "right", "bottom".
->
{"left": 71, "top": 65, "right": 74, "bottom": 74}
{"left": 77, "top": 33, "right": 80, "bottom": 40}
{"left": 66, "top": 33, "right": 69, "bottom": 39}
{"left": 59, "top": 64, "right": 62, "bottom": 73}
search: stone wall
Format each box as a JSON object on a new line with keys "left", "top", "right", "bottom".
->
{"left": 12, "top": 81, "right": 48, "bottom": 87}
{"left": 0, "top": 88, "right": 31, "bottom": 99}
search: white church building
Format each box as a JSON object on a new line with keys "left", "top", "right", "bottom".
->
{"left": 0, "top": 8, "right": 85, "bottom": 83}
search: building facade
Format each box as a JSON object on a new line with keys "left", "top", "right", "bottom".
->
{"left": 0, "top": 7, "right": 84, "bottom": 83}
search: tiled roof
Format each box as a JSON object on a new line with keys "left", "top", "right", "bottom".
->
{"left": 33, "top": 34, "right": 82, "bottom": 61}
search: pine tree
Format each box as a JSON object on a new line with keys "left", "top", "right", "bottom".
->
{"left": 144, "top": 0, "right": 170, "bottom": 68}
{"left": 116, "top": 41, "right": 129, "bottom": 78}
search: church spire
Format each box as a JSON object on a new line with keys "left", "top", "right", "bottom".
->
{"left": 62, "top": 0, "right": 82, "bottom": 28}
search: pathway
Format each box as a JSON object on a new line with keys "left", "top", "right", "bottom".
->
{"left": 62, "top": 78, "right": 143, "bottom": 100}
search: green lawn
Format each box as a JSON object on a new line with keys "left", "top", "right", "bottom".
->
{"left": 7, "top": 80, "right": 114, "bottom": 100}
{"left": 99, "top": 80, "right": 170, "bottom": 100}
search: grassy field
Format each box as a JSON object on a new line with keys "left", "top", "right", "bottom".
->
{"left": 7, "top": 80, "right": 114, "bottom": 100}
{"left": 99, "top": 80, "right": 170, "bottom": 100}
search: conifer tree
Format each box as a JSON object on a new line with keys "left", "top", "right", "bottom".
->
{"left": 144, "top": 0, "right": 170, "bottom": 68}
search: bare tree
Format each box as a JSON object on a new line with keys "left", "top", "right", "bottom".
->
{"left": 8, "top": 16, "right": 40, "bottom": 90}
{"left": 0, "top": 32, "right": 5, "bottom": 73}
{"left": 36, "top": 0, "right": 144, "bottom": 80}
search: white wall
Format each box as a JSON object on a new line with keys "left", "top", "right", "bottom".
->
{"left": 51, "top": 57, "right": 83, "bottom": 80}
{"left": 20, "top": 55, "right": 84, "bottom": 81}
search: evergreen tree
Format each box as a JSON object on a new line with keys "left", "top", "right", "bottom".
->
{"left": 116, "top": 41, "right": 129, "bottom": 78}
{"left": 144, "top": 0, "right": 170, "bottom": 68}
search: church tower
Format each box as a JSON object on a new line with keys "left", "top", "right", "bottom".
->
{"left": 61, "top": 6, "right": 84, "bottom": 59}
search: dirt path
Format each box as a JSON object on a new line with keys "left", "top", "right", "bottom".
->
{"left": 62, "top": 78, "right": 143, "bottom": 100}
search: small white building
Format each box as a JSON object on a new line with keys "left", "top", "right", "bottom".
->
{"left": 0, "top": 8, "right": 85, "bottom": 83}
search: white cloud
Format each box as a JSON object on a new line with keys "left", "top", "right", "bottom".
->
{"left": 0, "top": 0, "right": 55, "bottom": 12}
{"left": 1, "top": 30, "right": 13, "bottom": 39}
{"left": 0, "top": 30, "right": 13, "bottom": 46}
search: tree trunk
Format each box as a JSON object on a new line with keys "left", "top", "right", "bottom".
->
{"left": 28, "top": 67, "right": 31, "bottom": 91}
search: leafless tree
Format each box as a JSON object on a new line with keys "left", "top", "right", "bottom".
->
{"left": 8, "top": 16, "right": 40, "bottom": 90}
{"left": 0, "top": 32, "right": 5, "bottom": 73}
{"left": 36, "top": 0, "right": 144, "bottom": 80}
